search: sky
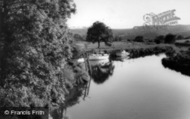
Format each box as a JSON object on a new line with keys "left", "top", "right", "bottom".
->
{"left": 67, "top": 0, "right": 190, "bottom": 29}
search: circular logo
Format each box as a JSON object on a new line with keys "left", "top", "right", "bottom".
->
{"left": 4, "top": 110, "right": 9, "bottom": 115}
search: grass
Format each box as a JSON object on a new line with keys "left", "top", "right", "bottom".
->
{"left": 75, "top": 40, "right": 190, "bottom": 63}
{"left": 76, "top": 41, "right": 176, "bottom": 53}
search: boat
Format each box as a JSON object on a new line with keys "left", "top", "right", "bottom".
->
{"left": 89, "top": 58, "right": 109, "bottom": 66}
{"left": 77, "top": 58, "right": 85, "bottom": 63}
{"left": 115, "top": 50, "right": 129, "bottom": 58}
{"left": 109, "top": 50, "right": 130, "bottom": 61}
{"left": 89, "top": 53, "right": 109, "bottom": 61}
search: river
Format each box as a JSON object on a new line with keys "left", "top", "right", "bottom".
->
{"left": 68, "top": 54, "right": 190, "bottom": 119}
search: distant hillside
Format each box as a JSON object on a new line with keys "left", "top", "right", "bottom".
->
{"left": 69, "top": 25, "right": 190, "bottom": 40}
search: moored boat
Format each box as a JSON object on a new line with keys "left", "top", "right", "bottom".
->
{"left": 116, "top": 50, "right": 129, "bottom": 57}
{"left": 112, "top": 50, "right": 129, "bottom": 57}
{"left": 77, "top": 58, "right": 85, "bottom": 63}
{"left": 89, "top": 53, "right": 109, "bottom": 61}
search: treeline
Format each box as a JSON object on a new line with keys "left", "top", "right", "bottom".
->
{"left": 72, "top": 32, "right": 190, "bottom": 45}
{"left": 130, "top": 34, "right": 188, "bottom": 44}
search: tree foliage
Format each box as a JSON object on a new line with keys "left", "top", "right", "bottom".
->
{"left": 0, "top": 0, "right": 77, "bottom": 109}
{"left": 86, "top": 21, "right": 113, "bottom": 48}
{"left": 114, "top": 35, "right": 123, "bottom": 41}
{"left": 154, "top": 35, "right": 164, "bottom": 44}
{"left": 164, "top": 34, "right": 176, "bottom": 44}
{"left": 176, "top": 35, "right": 184, "bottom": 40}
{"left": 134, "top": 36, "right": 144, "bottom": 42}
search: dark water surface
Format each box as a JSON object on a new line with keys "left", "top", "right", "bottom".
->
{"left": 68, "top": 54, "right": 190, "bottom": 119}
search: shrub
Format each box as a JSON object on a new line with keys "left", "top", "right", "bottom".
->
{"left": 154, "top": 35, "right": 165, "bottom": 44}
{"left": 164, "top": 34, "right": 176, "bottom": 44}
{"left": 134, "top": 36, "right": 144, "bottom": 42}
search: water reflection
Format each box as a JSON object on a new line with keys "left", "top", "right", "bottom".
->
{"left": 89, "top": 60, "right": 115, "bottom": 84}
{"left": 50, "top": 85, "right": 86, "bottom": 119}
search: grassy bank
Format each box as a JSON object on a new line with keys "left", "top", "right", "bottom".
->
{"left": 76, "top": 41, "right": 176, "bottom": 58}
{"left": 81, "top": 41, "right": 173, "bottom": 51}
{"left": 126, "top": 46, "right": 174, "bottom": 58}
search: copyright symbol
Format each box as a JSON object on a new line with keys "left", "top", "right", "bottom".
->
{"left": 4, "top": 110, "right": 9, "bottom": 115}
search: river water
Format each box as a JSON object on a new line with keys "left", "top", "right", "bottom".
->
{"left": 68, "top": 54, "right": 190, "bottom": 119}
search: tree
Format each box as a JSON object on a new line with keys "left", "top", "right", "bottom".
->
{"left": 134, "top": 36, "right": 144, "bottom": 42}
{"left": 114, "top": 35, "right": 122, "bottom": 41}
{"left": 73, "top": 33, "right": 85, "bottom": 41}
{"left": 86, "top": 21, "right": 113, "bottom": 48}
{"left": 0, "top": 0, "right": 77, "bottom": 111}
{"left": 154, "top": 35, "right": 164, "bottom": 44}
{"left": 176, "top": 35, "right": 184, "bottom": 40}
{"left": 164, "top": 34, "right": 176, "bottom": 44}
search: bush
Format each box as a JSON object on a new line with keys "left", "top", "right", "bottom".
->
{"left": 164, "top": 34, "right": 176, "bottom": 44}
{"left": 114, "top": 36, "right": 122, "bottom": 41}
{"left": 176, "top": 35, "right": 184, "bottom": 40}
{"left": 134, "top": 36, "right": 144, "bottom": 42}
{"left": 73, "top": 34, "right": 85, "bottom": 41}
{"left": 154, "top": 35, "right": 164, "bottom": 44}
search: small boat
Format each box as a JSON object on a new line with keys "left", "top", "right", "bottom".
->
{"left": 77, "top": 58, "right": 85, "bottom": 63}
{"left": 115, "top": 50, "right": 129, "bottom": 57}
{"left": 89, "top": 53, "right": 109, "bottom": 61}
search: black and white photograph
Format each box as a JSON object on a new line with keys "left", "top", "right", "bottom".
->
{"left": 0, "top": 0, "right": 190, "bottom": 119}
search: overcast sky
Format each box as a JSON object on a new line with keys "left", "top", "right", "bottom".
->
{"left": 67, "top": 0, "right": 190, "bottom": 29}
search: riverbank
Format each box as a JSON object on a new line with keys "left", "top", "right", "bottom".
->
{"left": 162, "top": 49, "right": 190, "bottom": 76}
{"left": 76, "top": 41, "right": 176, "bottom": 59}
{"left": 126, "top": 46, "right": 174, "bottom": 58}
{"left": 81, "top": 41, "right": 174, "bottom": 52}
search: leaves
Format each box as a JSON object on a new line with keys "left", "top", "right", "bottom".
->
{"left": 86, "top": 21, "right": 113, "bottom": 48}
{"left": 0, "top": 0, "right": 77, "bottom": 108}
